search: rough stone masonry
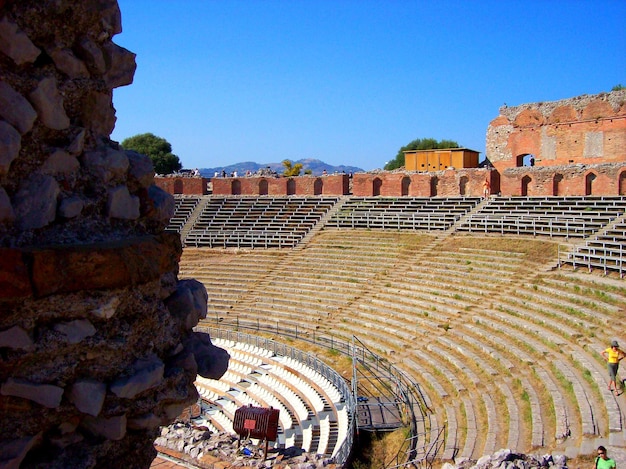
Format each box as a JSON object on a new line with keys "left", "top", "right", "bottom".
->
{"left": 0, "top": 1, "right": 228, "bottom": 467}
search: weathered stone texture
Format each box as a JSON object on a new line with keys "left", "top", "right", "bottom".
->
{"left": 0, "top": 80, "right": 37, "bottom": 134}
{"left": 486, "top": 90, "right": 626, "bottom": 172}
{"left": 0, "top": 1, "right": 226, "bottom": 467}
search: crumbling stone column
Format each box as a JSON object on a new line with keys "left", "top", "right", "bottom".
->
{"left": 0, "top": 1, "right": 228, "bottom": 467}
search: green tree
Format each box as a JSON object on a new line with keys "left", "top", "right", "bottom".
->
{"left": 121, "top": 133, "right": 182, "bottom": 175}
{"left": 385, "top": 138, "right": 460, "bottom": 170}
{"left": 612, "top": 84, "right": 625, "bottom": 91}
{"left": 282, "top": 159, "right": 303, "bottom": 177}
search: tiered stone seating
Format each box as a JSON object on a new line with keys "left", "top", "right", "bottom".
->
{"left": 457, "top": 196, "right": 626, "bottom": 238}
{"left": 325, "top": 197, "right": 482, "bottom": 231}
{"left": 183, "top": 197, "right": 626, "bottom": 463}
{"left": 184, "top": 196, "right": 339, "bottom": 248}
{"left": 194, "top": 338, "right": 350, "bottom": 458}
{"left": 565, "top": 220, "right": 626, "bottom": 276}
{"left": 166, "top": 195, "right": 201, "bottom": 233}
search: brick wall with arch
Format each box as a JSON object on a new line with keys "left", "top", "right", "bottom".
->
{"left": 499, "top": 163, "right": 626, "bottom": 196}
{"left": 486, "top": 90, "right": 626, "bottom": 173}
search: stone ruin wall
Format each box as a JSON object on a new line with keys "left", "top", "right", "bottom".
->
{"left": 486, "top": 90, "right": 626, "bottom": 171}
{"left": 0, "top": 1, "right": 228, "bottom": 467}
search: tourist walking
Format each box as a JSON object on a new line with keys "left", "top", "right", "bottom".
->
{"left": 595, "top": 446, "right": 616, "bottom": 469}
{"left": 601, "top": 340, "right": 625, "bottom": 395}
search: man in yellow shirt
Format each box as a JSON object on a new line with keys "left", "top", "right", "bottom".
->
{"left": 602, "top": 340, "right": 625, "bottom": 395}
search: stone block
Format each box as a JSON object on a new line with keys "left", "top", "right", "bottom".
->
{"left": 126, "top": 150, "right": 154, "bottom": 190}
{"left": 53, "top": 319, "right": 96, "bottom": 344}
{"left": 0, "top": 120, "right": 21, "bottom": 176}
{"left": 58, "top": 196, "right": 84, "bottom": 219}
{"left": 41, "top": 149, "right": 80, "bottom": 176}
{"left": 80, "top": 91, "right": 116, "bottom": 136}
{"left": 0, "top": 326, "right": 33, "bottom": 351}
{"left": 183, "top": 332, "right": 229, "bottom": 380}
{"left": 165, "top": 279, "right": 208, "bottom": 330}
{"left": 29, "top": 77, "right": 70, "bottom": 130}
{"left": 68, "top": 380, "right": 106, "bottom": 417}
{"left": 48, "top": 48, "right": 90, "bottom": 79}
{"left": 1, "top": 378, "right": 63, "bottom": 408}
{"left": 13, "top": 174, "right": 60, "bottom": 230}
{"left": 102, "top": 42, "right": 136, "bottom": 88}
{"left": 67, "top": 128, "right": 86, "bottom": 155}
{"left": 90, "top": 295, "right": 121, "bottom": 319}
{"left": 0, "top": 17, "right": 40, "bottom": 65}
{"left": 0, "top": 81, "right": 37, "bottom": 134}
{"left": 110, "top": 355, "right": 165, "bottom": 399}
{"left": 145, "top": 185, "right": 175, "bottom": 227}
{"left": 107, "top": 185, "right": 140, "bottom": 220}
{"left": 75, "top": 36, "right": 106, "bottom": 74}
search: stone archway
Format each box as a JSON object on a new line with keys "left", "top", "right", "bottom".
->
{"left": 553, "top": 174, "right": 563, "bottom": 196}
{"left": 585, "top": 172, "right": 597, "bottom": 195}
{"left": 173, "top": 179, "right": 183, "bottom": 194}
{"left": 619, "top": 171, "right": 626, "bottom": 196}
{"left": 516, "top": 153, "right": 535, "bottom": 167}
{"left": 430, "top": 177, "right": 438, "bottom": 197}
{"left": 231, "top": 179, "right": 241, "bottom": 195}
{"left": 313, "top": 178, "right": 323, "bottom": 195}
{"left": 287, "top": 178, "right": 296, "bottom": 195}
{"left": 401, "top": 177, "right": 411, "bottom": 196}
{"left": 459, "top": 175, "right": 469, "bottom": 196}
{"left": 373, "top": 178, "right": 382, "bottom": 196}
{"left": 521, "top": 175, "right": 531, "bottom": 196}
{"left": 258, "top": 179, "right": 268, "bottom": 195}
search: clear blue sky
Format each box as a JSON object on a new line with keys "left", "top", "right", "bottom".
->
{"left": 111, "top": 0, "right": 626, "bottom": 171}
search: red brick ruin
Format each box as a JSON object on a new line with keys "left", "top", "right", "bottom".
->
{"left": 157, "top": 89, "right": 626, "bottom": 198}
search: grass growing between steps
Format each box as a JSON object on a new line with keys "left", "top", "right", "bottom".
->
{"left": 441, "top": 236, "right": 560, "bottom": 265}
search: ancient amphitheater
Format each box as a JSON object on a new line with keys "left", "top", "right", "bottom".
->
{"left": 166, "top": 194, "right": 626, "bottom": 466}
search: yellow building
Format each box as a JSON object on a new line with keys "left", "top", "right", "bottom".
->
{"left": 404, "top": 148, "right": 480, "bottom": 171}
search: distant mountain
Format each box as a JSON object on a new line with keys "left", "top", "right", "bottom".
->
{"left": 198, "top": 159, "right": 363, "bottom": 177}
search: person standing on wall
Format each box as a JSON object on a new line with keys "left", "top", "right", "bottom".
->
{"left": 602, "top": 340, "right": 625, "bottom": 395}
{"left": 595, "top": 446, "right": 616, "bottom": 469}
{"left": 482, "top": 179, "right": 491, "bottom": 199}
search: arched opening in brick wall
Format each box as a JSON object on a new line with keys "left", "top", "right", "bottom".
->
{"left": 173, "top": 179, "right": 183, "bottom": 194}
{"left": 430, "top": 177, "right": 438, "bottom": 197}
{"left": 401, "top": 177, "right": 411, "bottom": 196}
{"left": 516, "top": 153, "right": 535, "bottom": 167}
{"left": 373, "top": 178, "right": 382, "bottom": 196}
{"left": 521, "top": 175, "right": 532, "bottom": 196}
{"left": 259, "top": 179, "right": 268, "bottom": 195}
{"left": 287, "top": 179, "right": 296, "bottom": 195}
{"left": 231, "top": 179, "right": 241, "bottom": 195}
{"left": 585, "top": 172, "right": 597, "bottom": 196}
{"left": 553, "top": 174, "right": 563, "bottom": 196}
{"left": 619, "top": 171, "right": 626, "bottom": 196}
{"left": 459, "top": 176, "right": 469, "bottom": 196}
{"left": 314, "top": 178, "right": 323, "bottom": 195}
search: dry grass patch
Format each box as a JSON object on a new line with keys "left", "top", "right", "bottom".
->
{"left": 441, "top": 236, "right": 560, "bottom": 264}
{"left": 352, "top": 427, "right": 411, "bottom": 469}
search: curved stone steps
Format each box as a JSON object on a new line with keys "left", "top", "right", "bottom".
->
{"left": 467, "top": 312, "right": 605, "bottom": 443}
{"left": 462, "top": 319, "right": 571, "bottom": 441}
{"left": 474, "top": 298, "right": 613, "bottom": 441}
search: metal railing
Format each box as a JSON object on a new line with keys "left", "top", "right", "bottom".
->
{"left": 197, "top": 320, "right": 442, "bottom": 468}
